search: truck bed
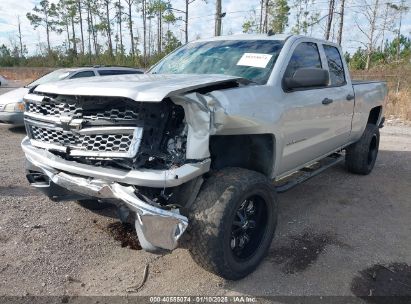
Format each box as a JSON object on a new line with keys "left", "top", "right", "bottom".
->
{"left": 352, "top": 80, "right": 386, "bottom": 85}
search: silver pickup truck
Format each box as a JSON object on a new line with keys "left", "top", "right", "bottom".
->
{"left": 22, "top": 34, "right": 387, "bottom": 280}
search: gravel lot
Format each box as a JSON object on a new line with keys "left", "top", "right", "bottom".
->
{"left": 0, "top": 92, "right": 410, "bottom": 299}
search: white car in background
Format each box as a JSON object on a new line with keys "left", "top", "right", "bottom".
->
{"left": 0, "top": 74, "right": 8, "bottom": 86}
{"left": 0, "top": 66, "right": 144, "bottom": 126}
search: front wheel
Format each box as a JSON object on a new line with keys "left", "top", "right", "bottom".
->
{"left": 345, "top": 123, "right": 380, "bottom": 175}
{"left": 187, "top": 168, "right": 278, "bottom": 280}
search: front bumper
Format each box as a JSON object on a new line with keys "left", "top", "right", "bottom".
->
{"left": 22, "top": 137, "right": 211, "bottom": 251}
{"left": 0, "top": 111, "right": 24, "bottom": 125}
{"left": 22, "top": 137, "right": 210, "bottom": 188}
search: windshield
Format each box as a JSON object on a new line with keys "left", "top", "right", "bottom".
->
{"left": 27, "top": 70, "right": 71, "bottom": 87}
{"left": 150, "top": 40, "right": 284, "bottom": 84}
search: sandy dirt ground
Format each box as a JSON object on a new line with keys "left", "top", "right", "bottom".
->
{"left": 0, "top": 109, "right": 410, "bottom": 299}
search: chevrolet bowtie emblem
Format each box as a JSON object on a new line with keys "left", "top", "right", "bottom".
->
{"left": 59, "top": 114, "right": 82, "bottom": 130}
{"left": 60, "top": 113, "right": 72, "bottom": 124}
{"left": 59, "top": 113, "right": 73, "bottom": 131}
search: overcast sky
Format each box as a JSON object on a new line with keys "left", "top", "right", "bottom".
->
{"left": 0, "top": 0, "right": 410, "bottom": 56}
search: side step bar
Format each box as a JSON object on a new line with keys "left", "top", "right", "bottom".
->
{"left": 275, "top": 153, "right": 344, "bottom": 193}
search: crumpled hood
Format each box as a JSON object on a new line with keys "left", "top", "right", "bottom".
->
{"left": 0, "top": 87, "right": 29, "bottom": 105}
{"left": 34, "top": 74, "right": 249, "bottom": 102}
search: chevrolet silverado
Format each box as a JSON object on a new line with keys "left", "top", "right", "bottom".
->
{"left": 21, "top": 34, "right": 387, "bottom": 280}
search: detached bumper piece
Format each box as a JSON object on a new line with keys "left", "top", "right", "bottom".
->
{"left": 24, "top": 149, "right": 189, "bottom": 252}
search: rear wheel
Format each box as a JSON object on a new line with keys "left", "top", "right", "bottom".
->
{"left": 187, "top": 168, "right": 278, "bottom": 280}
{"left": 345, "top": 123, "right": 380, "bottom": 175}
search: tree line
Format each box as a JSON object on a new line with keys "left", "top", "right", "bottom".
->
{"left": 24, "top": 0, "right": 189, "bottom": 67}
{"left": 0, "top": 0, "right": 410, "bottom": 70}
{"left": 241, "top": 0, "right": 410, "bottom": 69}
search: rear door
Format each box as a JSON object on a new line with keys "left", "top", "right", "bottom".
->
{"left": 321, "top": 44, "right": 354, "bottom": 142}
{"left": 277, "top": 41, "right": 354, "bottom": 175}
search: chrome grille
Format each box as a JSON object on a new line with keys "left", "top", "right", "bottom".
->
{"left": 83, "top": 108, "right": 139, "bottom": 120}
{"left": 28, "top": 125, "right": 142, "bottom": 158}
{"left": 24, "top": 94, "right": 144, "bottom": 158}
{"left": 27, "top": 102, "right": 81, "bottom": 117}
{"left": 82, "top": 134, "right": 134, "bottom": 152}
{"left": 31, "top": 126, "right": 83, "bottom": 147}
{"left": 26, "top": 101, "right": 139, "bottom": 121}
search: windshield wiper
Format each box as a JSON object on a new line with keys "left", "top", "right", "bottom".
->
{"left": 28, "top": 85, "right": 39, "bottom": 93}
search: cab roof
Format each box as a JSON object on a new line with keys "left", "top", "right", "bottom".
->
{"left": 194, "top": 34, "right": 341, "bottom": 48}
{"left": 196, "top": 34, "right": 292, "bottom": 43}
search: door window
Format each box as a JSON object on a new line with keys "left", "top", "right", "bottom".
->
{"left": 323, "top": 45, "right": 346, "bottom": 86}
{"left": 284, "top": 42, "right": 322, "bottom": 79}
{"left": 70, "top": 71, "right": 95, "bottom": 79}
{"left": 98, "top": 70, "right": 143, "bottom": 76}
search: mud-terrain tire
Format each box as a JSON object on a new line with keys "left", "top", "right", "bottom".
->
{"left": 77, "top": 199, "right": 112, "bottom": 211}
{"left": 187, "top": 167, "right": 278, "bottom": 280}
{"left": 345, "top": 123, "right": 380, "bottom": 175}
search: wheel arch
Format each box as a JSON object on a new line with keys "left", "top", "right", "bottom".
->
{"left": 209, "top": 134, "right": 276, "bottom": 177}
{"left": 367, "top": 106, "right": 383, "bottom": 125}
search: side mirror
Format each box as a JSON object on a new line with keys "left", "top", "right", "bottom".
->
{"left": 284, "top": 68, "right": 329, "bottom": 90}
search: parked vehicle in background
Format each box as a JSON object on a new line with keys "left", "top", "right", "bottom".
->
{"left": 0, "top": 66, "right": 144, "bottom": 126}
{"left": 0, "top": 74, "right": 8, "bottom": 86}
{"left": 22, "top": 34, "right": 387, "bottom": 280}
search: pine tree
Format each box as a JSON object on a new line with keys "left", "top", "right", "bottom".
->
{"left": 269, "top": 0, "right": 290, "bottom": 34}
{"left": 124, "top": 0, "right": 135, "bottom": 58}
{"left": 27, "top": 0, "right": 59, "bottom": 54}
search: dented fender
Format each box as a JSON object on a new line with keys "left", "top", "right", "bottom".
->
{"left": 170, "top": 85, "right": 282, "bottom": 164}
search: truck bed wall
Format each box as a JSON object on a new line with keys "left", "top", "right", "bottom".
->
{"left": 350, "top": 81, "right": 387, "bottom": 141}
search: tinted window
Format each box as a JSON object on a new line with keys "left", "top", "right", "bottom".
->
{"left": 98, "top": 70, "right": 143, "bottom": 76}
{"left": 284, "top": 42, "right": 322, "bottom": 79}
{"left": 323, "top": 45, "right": 345, "bottom": 86}
{"left": 70, "top": 71, "right": 95, "bottom": 79}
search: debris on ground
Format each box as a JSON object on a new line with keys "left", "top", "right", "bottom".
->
{"left": 126, "top": 264, "right": 149, "bottom": 293}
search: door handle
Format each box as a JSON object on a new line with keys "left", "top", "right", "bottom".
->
{"left": 346, "top": 94, "right": 355, "bottom": 101}
{"left": 322, "top": 98, "right": 333, "bottom": 105}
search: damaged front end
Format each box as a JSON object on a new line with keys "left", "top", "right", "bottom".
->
{"left": 25, "top": 93, "right": 189, "bottom": 170}
{"left": 22, "top": 91, "right": 213, "bottom": 252}
{"left": 25, "top": 158, "right": 189, "bottom": 251}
